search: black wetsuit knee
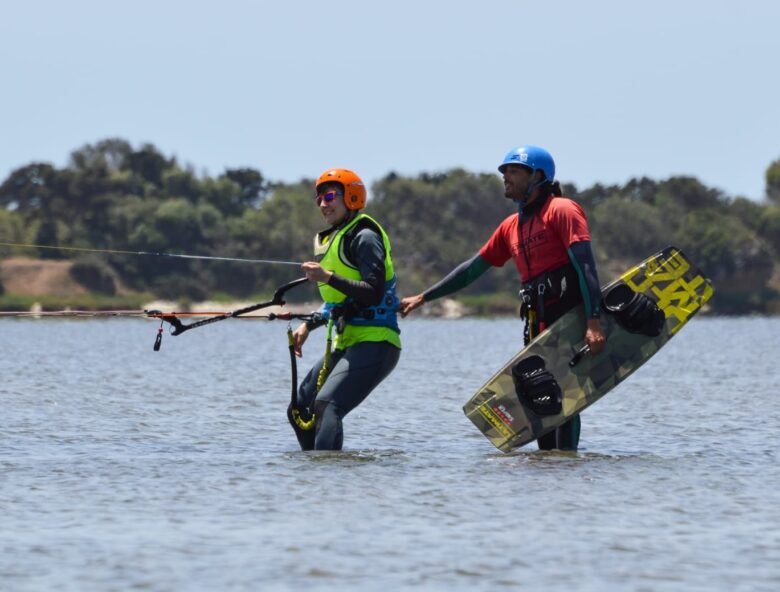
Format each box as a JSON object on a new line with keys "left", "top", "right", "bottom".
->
{"left": 313, "top": 399, "right": 344, "bottom": 451}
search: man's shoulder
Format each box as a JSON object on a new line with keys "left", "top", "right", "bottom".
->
{"left": 547, "top": 195, "right": 578, "bottom": 207}
{"left": 495, "top": 211, "right": 519, "bottom": 230}
{"left": 544, "top": 196, "right": 585, "bottom": 216}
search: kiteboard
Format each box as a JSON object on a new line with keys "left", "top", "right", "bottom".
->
{"left": 462, "top": 246, "right": 713, "bottom": 452}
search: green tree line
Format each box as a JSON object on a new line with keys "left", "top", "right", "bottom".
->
{"left": 1, "top": 138, "right": 779, "bottom": 313}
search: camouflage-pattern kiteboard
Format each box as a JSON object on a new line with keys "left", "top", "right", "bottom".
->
{"left": 463, "top": 246, "right": 714, "bottom": 452}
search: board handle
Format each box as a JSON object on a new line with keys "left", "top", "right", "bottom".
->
{"left": 569, "top": 344, "right": 590, "bottom": 367}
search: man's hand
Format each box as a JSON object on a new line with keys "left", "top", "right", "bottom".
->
{"left": 399, "top": 294, "right": 425, "bottom": 317}
{"left": 584, "top": 318, "right": 606, "bottom": 354}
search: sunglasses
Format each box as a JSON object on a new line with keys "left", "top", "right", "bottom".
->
{"left": 315, "top": 190, "right": 344, "bottom": 206}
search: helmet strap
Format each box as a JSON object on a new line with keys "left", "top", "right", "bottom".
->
{"left": 518, "top": 190, "right": 550, "bottom": 217}
{"left": 526, "top": 169, "right": 548, "bottom": 195}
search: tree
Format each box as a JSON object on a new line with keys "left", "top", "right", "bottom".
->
{"left": 0, "top": 163, "right": 62, "bottom": 216}
{"left": 222, "top": 168, "right": 268, "bottom": 208}
{"left": 122, "top": 144, "right": 173, "bottom": 187}
{"left": 202, "top": 177, "right": 245, "bottom": 217}
{"left": 34, "top": 217, "right": 63, "bottom": 258}
{"left": 163, "top": 168, "right": 202, "bottom": 202}
{"left": 69, "top": 138, "right": 132, "bottom": 174}
{"left": 0, "top": 210, "right": 25, "bottom": 257}
{"left": 658, "top": 176, "right": 724, "bottom": 211}
{"left": 766, "top": 158, "right": 780, "bottom": 205}
{"left": 590, "top": 196, "right": 668, "bottom": 263}
{"left": 759, "top": 206, "right": 780, "bottom": 256}
{"left": 677, "top": 208, "right": 774, "bottom": 314}
{"left": 70, "top": 256, "right": 118, "bottom": 295}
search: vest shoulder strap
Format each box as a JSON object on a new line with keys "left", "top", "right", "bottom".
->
{"left": 341, "top": 216, "right": 385, "bottom": 267}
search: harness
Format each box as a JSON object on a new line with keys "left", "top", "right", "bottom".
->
{"left": 519, "top": 263, "right": 581, "bottom": 345}
{"left": 320, "top": 275, "right": 400, "bottom": 333}
{"left": 515, "top": 195, "right": 582, "bottom": 345}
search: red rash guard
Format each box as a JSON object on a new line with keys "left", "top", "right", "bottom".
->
{"left": 479, "top": 197, "right": 591, "bottom": 282}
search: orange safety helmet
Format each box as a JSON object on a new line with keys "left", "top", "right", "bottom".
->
{"left": 315, "top": 168, "right": 366, "bottom": 210}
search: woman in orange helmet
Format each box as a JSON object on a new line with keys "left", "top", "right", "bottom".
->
{"left": 290, "top": 168, "right": 401, "bottom": 451}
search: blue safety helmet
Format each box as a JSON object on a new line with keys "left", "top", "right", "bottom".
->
{"left": 498, "top": 145, "right": 555, "bottom": 183}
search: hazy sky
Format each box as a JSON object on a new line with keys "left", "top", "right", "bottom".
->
{"left": 2, "top": 0, "right": 779, "bottom": 201}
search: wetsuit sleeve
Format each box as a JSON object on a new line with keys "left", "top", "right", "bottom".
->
{"left": 422, "top": 254, "right": 492, "bottom": 301}
{"left": 305, "top": 310, "right": 327, "bottom": 331}
{"left": 325, "top": 227, "right": 386, "bottom": 307}
{"left": 567, "top": 241, "right": 602, "bottom": 318}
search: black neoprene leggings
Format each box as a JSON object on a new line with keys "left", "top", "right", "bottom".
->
{"left": 297, "top": 341, "right": 400, "bottom": 450}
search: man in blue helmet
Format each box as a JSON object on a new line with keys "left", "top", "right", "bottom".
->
{"left": 400, "top": 145, "right": 605, "bottom": 451}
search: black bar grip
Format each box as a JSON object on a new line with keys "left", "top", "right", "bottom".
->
{"left": 569, "top": 344, "right": 590, "bottom": 367}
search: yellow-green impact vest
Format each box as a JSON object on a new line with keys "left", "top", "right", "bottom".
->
{"left": 314, "top": 213, "right": 401, "bottom": 350}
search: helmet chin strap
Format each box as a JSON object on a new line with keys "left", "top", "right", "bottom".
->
{"left": 514, "top": 170, "right": 545, "bottom": 208}
{"left": 517, "top": 177, "right": 552, "bottom": 217}
{"left": 526, "top": 171, "right": 547, "bottom": 197}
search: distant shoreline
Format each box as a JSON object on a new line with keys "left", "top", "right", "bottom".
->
{"left": 1, "top": 257, "right": 773, "bottom": 317}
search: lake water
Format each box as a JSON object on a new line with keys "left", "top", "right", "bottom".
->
{"left": 1, "top": 316, "right": 779, "bottom": 591}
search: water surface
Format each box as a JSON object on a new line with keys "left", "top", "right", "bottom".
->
{"left": 2, "top": 316, "right": 778, "bottom": 591}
